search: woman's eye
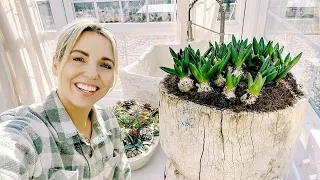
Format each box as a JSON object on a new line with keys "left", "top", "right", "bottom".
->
{"left": 73, "top": 57, "right": 84, "bottom": 62}
{"left": 101, "top": 63, "right": 112, "bottom": 69}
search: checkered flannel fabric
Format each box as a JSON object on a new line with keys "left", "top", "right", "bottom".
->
{"left": 0, "top": 90, "right": 131, "bottom": 180}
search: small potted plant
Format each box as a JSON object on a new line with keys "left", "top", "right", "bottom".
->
{"left": 108, "top": 100, "right": 160, "bottom": 170}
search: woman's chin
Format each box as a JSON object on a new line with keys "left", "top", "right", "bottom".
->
{"left": 70, "top": 99, "right": 95, "bottom": 109}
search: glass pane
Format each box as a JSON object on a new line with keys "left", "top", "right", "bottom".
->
{"left": 264, "top": 0, "right": 320, "bottom": 112}
{"left": 73, "top": 2, "right": 96, "bottom": 19}
{"left": 311, "top": 68, "right": 320, "bottom": 113}
{"left": 36, "top": 1, "right": 55, "bottom": 30}
{"left": 97, "top": 2, "right": 121, "bottom": 23}
{"left": 148, "top": 0, "right": 174, "bottom": 22}
{"left": 218, "top": 0, "right": 237, "bottom": 21}
{"left": 286, "top": 7, "right": 315, "bottom": 19}
{"left": 114, "top": 34, "right": 125, "bottom": 55}
{"left": 122, "top": 0, "right": 147, "bottom": 23}
{"left": 285, "top": 1, "right": 319, "bottom": 36}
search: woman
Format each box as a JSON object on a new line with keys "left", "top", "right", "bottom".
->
{"left": 0, "top": 20, "right": 131, "bottom": 180}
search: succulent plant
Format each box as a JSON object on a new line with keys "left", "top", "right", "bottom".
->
{"left": 109, "top": 100, "right": 159, "bottom": 158}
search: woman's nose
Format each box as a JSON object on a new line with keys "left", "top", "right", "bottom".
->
{"left": 83, "top": 63, "right": 98, "bottom": 80}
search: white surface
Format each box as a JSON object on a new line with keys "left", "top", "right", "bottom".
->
{"left": 129, "top": 136, "right": 160, "bottom": 171}
{"left": 131, "top": 145, "right": 167, "bottom": 180}
{"left": 301, "top": 129, "right": 320, "bottom": 180}
{"left": 287, "top": 102, "right": 320, "bottom": 180}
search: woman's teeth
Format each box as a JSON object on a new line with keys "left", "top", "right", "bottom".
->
{"left": 76, "top": 83, "right": 98, "bottom": 92}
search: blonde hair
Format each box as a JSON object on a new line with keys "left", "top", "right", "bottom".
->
{"left": 54, "top": 19, "right": 118, "bottom": 88}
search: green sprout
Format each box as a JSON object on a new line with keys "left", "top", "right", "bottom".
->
{"left": 202, "top": 42, "right": 214, "bottom": 59}
{"left": 160, "top": 47, "right": 194, "bottom": 92}
{"left": 271, "top": 43, "right": 284, "bottom": 62}
{"left": 240, "top": 72, "right": 266, "bottom": 104}
{"left": 248, "top": 72, "right": 266, "bottom": 96}
{"left": 258, "top": 50, "right": 302, "bottom": 84}
{"left": 225, "top": 70, "right": 243, "bottom": 90}
{"left": 212, "top": 50, "right": 231, "bottom": 87}
{"left": 223, "top": 70, "right": 243, "bottom": 99}
{"left": 251, "top": 38, "right": 285, "bottom": 67}
{"left": 259, "top": 56, "right": 278, "bottom": 84}
{"left": 160, "top": 47, "right": 188, "bottom": 79}
{"left": 189, "top": 55, "right": 218, "bottom": 92}
{"left": 214, "top": 42, "right": 228, "bottom": 58}
{"left": 231, "top": 40, "right": 252, "bottom": 70}
{"left": 273, "top": 52, "right": 302, "bottom": 82}
{"left": 240, "top": 72, "right": 266, "bottom": 105}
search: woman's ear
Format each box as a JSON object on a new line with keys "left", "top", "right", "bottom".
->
{"left": 52, "top": 56, "right": 59, "bottom": 77}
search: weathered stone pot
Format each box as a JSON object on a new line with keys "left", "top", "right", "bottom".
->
{"left": 128, "top": 136, "right": 160, "bottom": 171}
{"left": 159, "top": 80, "right": 308, "bottom": 180}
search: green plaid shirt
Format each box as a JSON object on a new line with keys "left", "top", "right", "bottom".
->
{"left": 0, "top": 90, "right": 131, "bottom": 180}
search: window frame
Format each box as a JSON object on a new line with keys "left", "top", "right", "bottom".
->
{"left": 68, "top": 0, "right": 177, "bottom": 23}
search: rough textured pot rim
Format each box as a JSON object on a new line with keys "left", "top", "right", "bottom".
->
{"left": 159, "top": 76, "right": 308, "bottom": 114}
{"left": 127, "top": 135, "right": 160, "bottom": 163}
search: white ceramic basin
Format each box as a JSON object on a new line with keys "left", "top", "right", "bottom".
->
{"left": 128, "top": 136, "right": 160, "bottom": 171}
{"left": 119, "top": 41, "right": 209, "bottom": 108}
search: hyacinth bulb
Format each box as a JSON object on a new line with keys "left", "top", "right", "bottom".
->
{"left": 178, "top": 77, "right": 194, "bottom": 92}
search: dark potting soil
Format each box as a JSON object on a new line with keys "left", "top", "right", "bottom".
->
{"left": 162, "top": 73, "right": 304, "bottom": 113}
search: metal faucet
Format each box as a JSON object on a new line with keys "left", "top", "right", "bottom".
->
{"left": 187, "top": 0, "right": 226, "bottom": 44}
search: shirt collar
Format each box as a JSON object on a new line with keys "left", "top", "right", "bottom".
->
{"left": 90, "top": 105, "right": 112, "bottom": 147}
{"left": 43, "top": 90, "right": 111, "bottom": 145}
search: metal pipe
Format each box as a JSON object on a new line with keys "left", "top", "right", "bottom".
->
{"left": 187, "top": 21, "right": 194, "bottom": 42}
{"left": 192, "top": 22, "right": 222, "bottom": 35}
{"left": 188, "top": 0, "right": 199, "bottom": 21}
{"left": 219, "top": 5, "right": 226, "bottom": 44}
{"left": 187, "top": 0, "right": 226, "bottom": 44}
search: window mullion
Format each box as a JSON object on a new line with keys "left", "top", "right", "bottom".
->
{"left": 119, "top": 0, "right": 124, "bottom": 23}
{"left": 34, "top": 1, "right": 46, "bottom": 30}
{"left": 173, "top": 0, "right": 177, "bottom": 22}
{"left": 48, "top": 0, "right": 68, "bottom": 30}
{"left": 94, "top": 0, "right": 100, "bottom": 22}
{"left": 146, "top": 0, "right": 149, "bottom": 23}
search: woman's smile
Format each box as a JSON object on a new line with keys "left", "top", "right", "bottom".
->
{"left": 74, "top": 82, "right": 100, "bottom": 97}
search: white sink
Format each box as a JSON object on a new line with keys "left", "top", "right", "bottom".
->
{"left": 119, "top": 41, "right": 209, "bottom": 108}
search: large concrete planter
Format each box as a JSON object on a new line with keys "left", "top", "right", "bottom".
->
{"left": 159, "top": 81, "right": 308, "bottom": 180}
{"left": 119, "top": 42, "right": 208, "bottom": 108}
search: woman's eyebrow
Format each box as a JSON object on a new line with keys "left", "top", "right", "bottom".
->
{"left": 71, "top": 49, "right": 89, "bottom": 57}
{"left": 71, "top": 49, "right": 114, "bottom": 64}
{"left": 101, "top": 57, "right": 114, "bottom": 64}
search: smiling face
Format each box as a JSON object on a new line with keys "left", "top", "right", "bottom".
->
{"left": 53, "top": 31, "right": 115, "bottom": 109}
